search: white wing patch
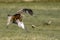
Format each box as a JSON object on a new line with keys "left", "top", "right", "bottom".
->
{"left": 7, "top": 16, "right": 12, "bottom": 26}
{"left": 16, "top": 19, "right": 25, "bottom": 29}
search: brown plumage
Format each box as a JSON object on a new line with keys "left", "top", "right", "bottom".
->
{"left": 8, "top": 14, "right": 23, "bottom": 24}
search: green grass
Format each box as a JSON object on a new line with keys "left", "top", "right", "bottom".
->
{"left": 0, "top": 2, "right": 60, "bottom": 40}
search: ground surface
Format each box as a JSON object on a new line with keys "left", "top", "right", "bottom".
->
{"left": 0, "top": 2, "right": 60, "bottom": 40}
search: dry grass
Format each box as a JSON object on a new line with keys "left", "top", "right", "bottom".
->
{"left": 0, "top": 2, "right": 60, "bottom": 40}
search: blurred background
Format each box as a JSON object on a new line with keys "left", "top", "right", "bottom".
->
{"left": 0, "top": 0, "right": 60, "bottom": 40}
{"left": 0, "top": 0, "right": 60, "bottom": 3}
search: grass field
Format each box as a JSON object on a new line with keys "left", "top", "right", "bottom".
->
{"left": 0, "top": 2, "right": 60, "bottom": 40}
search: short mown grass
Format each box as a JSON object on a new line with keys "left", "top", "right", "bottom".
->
{"left": 0, "top": 2, "right": 60, "bottom": 40}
